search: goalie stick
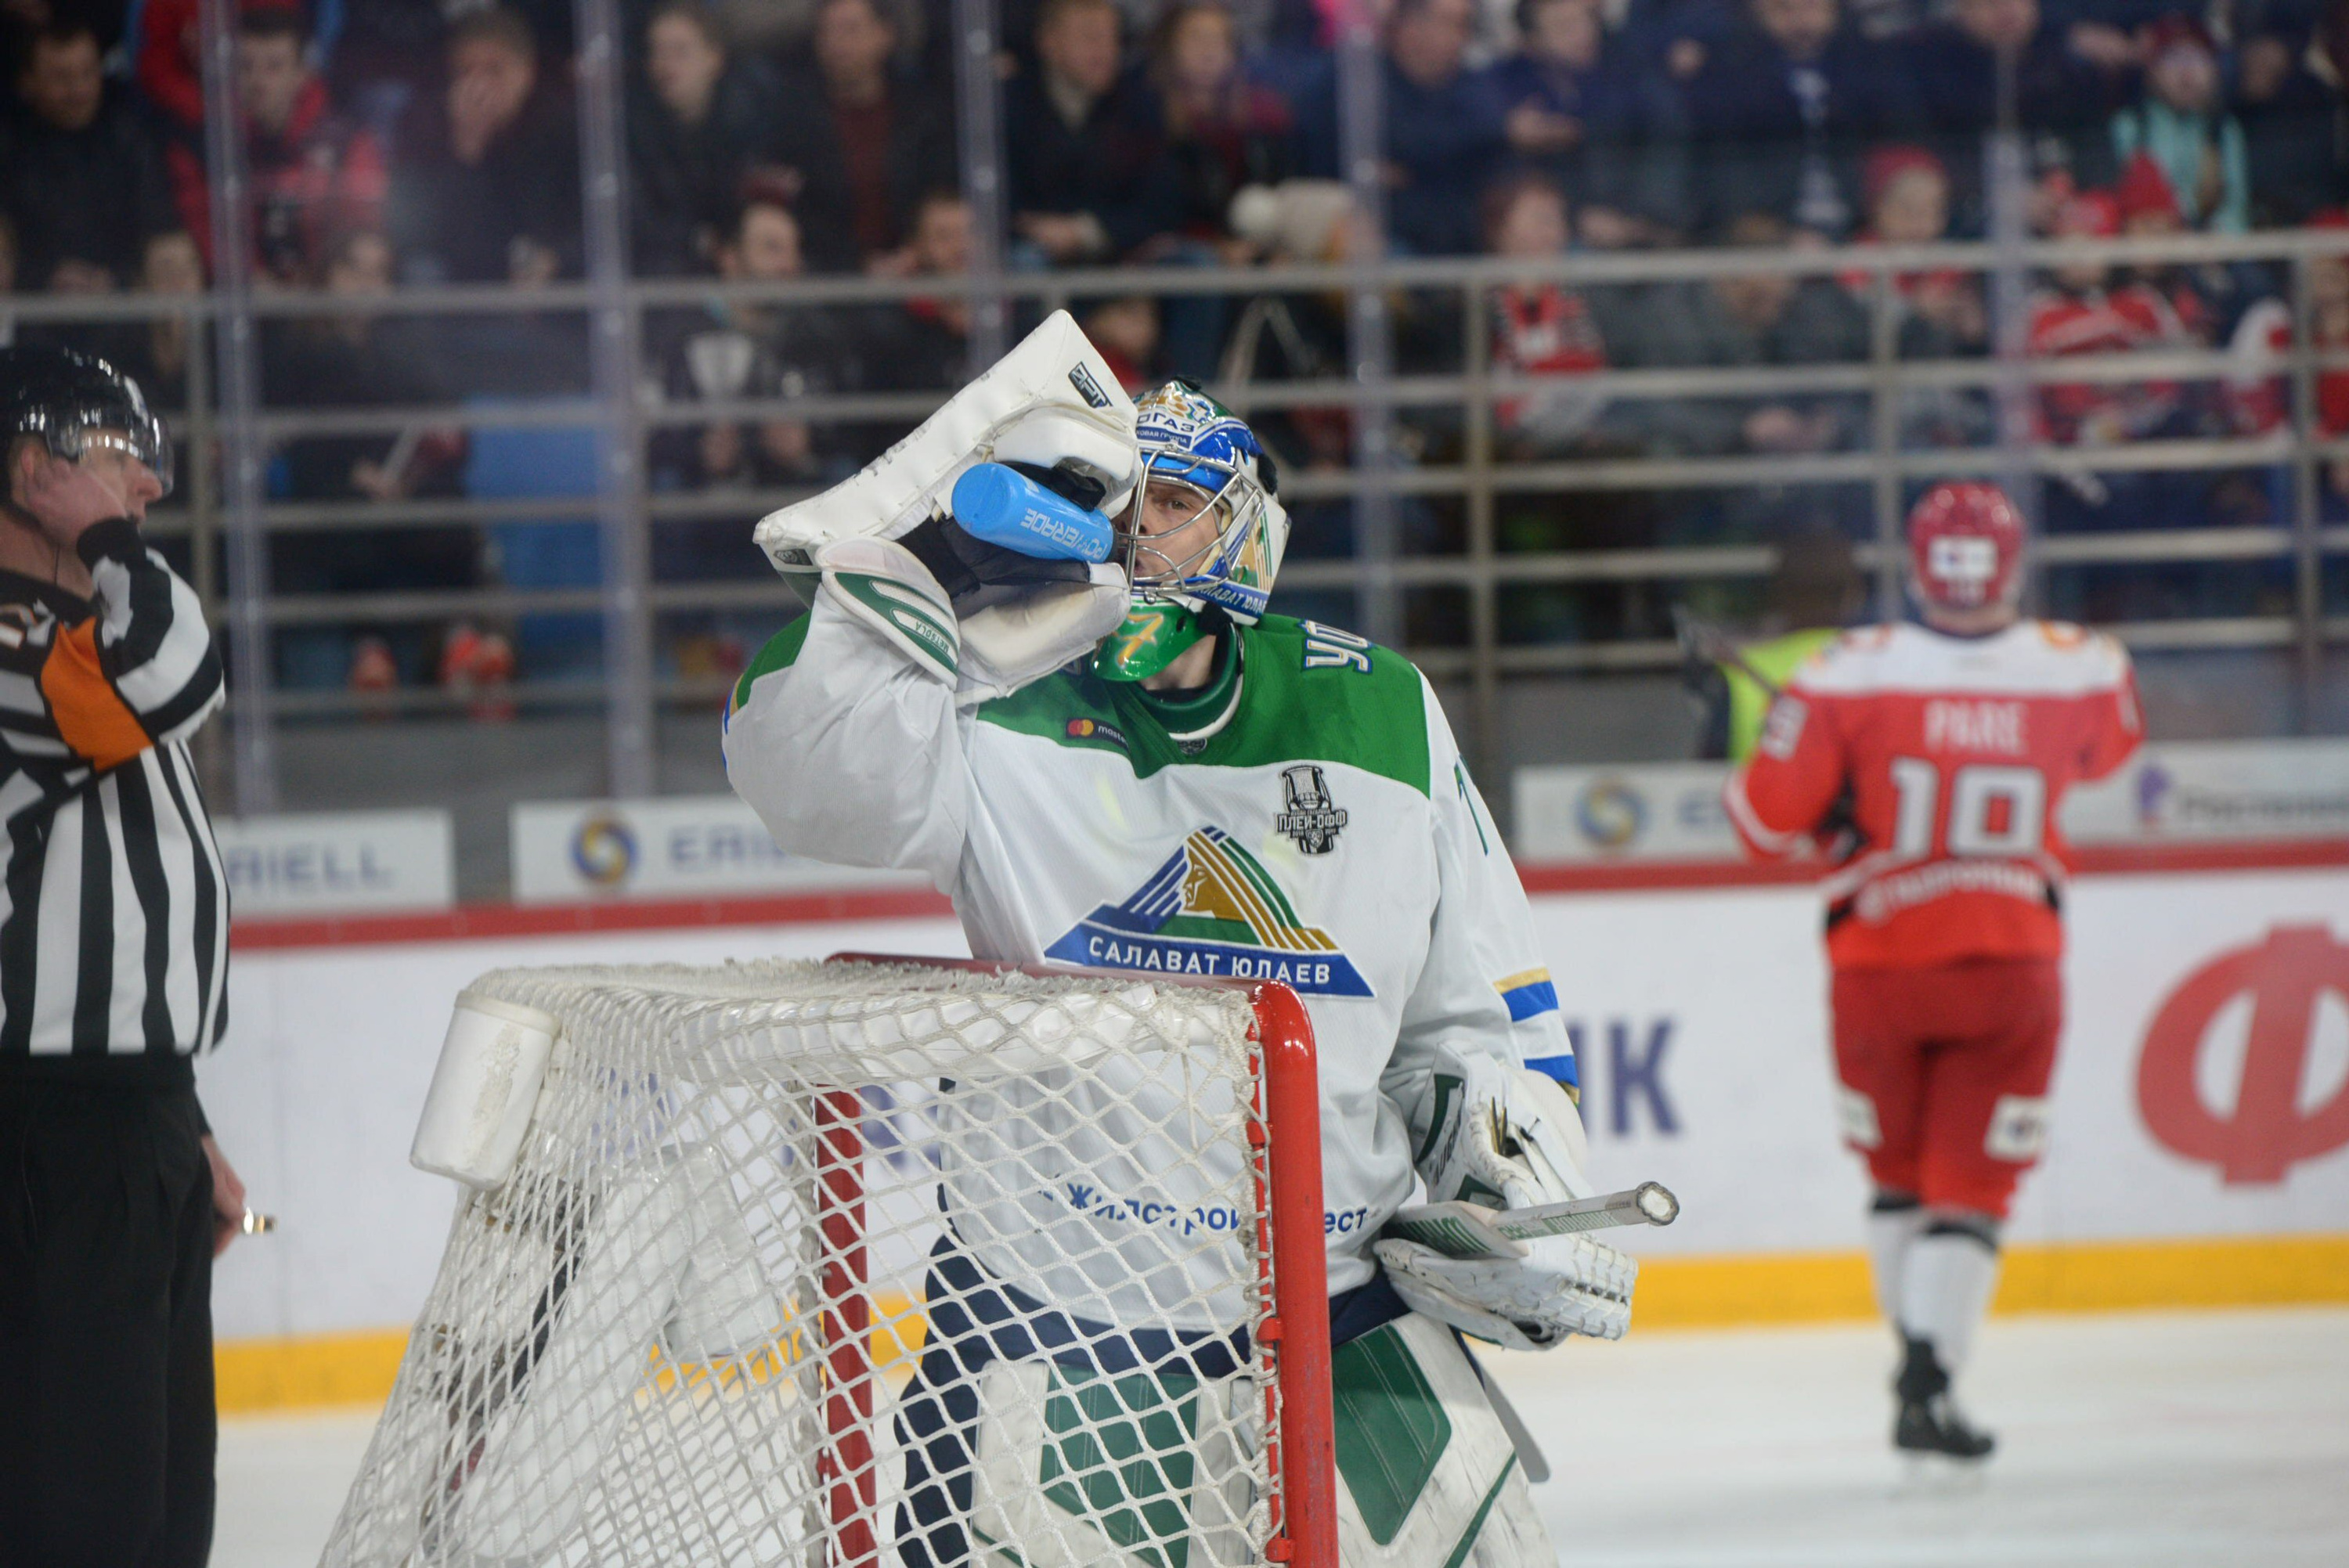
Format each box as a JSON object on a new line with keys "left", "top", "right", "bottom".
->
{"left": 1381, "top": 1182, "right": 1680, "bottom": 1260}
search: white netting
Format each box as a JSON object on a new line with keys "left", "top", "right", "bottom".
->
{"left": 320, "top": 959, "right": 1293, "bottom": 1568}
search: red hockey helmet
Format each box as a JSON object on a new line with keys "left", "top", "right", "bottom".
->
{"left": 1907, "top": 482, "right": 2025, "bottom": 611}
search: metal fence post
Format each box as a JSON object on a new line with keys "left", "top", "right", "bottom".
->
{"left": 1335, "top": 2, "right": 1401, "bottom": 648}
{"left": 199, "top": 0, "right": 279, "bottom": 813}
{"left": 2286, "top": 252, "right": 2325, "bottom": 727}
{"left": 954, "top": 0, "right": 1010, "bottom": 366}
{"left": 576, "top": 0, "right": 656, "bottom": 799}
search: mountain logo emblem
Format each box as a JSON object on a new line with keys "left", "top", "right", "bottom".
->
{"left": 1045, "top": 827, "right": 1372, "bottom": 996}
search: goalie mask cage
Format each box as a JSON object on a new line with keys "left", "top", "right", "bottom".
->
{"left": 319, "top": 957, "right": 1337, "bottom": 1568}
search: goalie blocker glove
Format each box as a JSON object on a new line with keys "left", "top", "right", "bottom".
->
{"left": 1383, "top": 1049, "right": 1636, "bottom": 1346}
{"left": 812, "top": 538, "right": 959, "bottom": 685}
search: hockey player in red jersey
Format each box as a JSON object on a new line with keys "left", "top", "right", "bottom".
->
{"left": 1725, "top": 482, "right": 2142, "bottom": 1459}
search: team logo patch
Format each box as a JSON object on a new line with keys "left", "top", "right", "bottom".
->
{"left": 1045, "top": 827, "right": 1372, "bottom": 996}
{"left": 1276, "top": 765, "right": 1348, "bottom": 853}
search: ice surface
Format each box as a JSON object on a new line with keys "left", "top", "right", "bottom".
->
{"left": 212, "top": 1308, "right": 2348, "bottom": 1568}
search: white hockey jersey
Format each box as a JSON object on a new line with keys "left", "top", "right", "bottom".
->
{"left": 723, "top": 587, "right": 1573, "bottom": 1299}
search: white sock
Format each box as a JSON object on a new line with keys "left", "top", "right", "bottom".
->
{"left": 1865, "top": 1197, "right": 1926, "bottom": 1330}
{"left": 1898, "top": 1220, "right": 2001, "bottom": 1379}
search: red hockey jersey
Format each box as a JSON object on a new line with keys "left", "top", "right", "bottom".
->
{"left": 1726, "top": 621, "right": 2143, "bottom": 970}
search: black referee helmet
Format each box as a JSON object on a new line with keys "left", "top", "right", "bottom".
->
{"left": 0, "top": 344, "right": 174, "bottom": 499}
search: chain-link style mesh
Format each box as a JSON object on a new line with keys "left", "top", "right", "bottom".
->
{"left": 319, "top": 960, "right": 1292, "bottom": 1568}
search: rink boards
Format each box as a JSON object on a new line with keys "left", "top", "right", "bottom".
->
{"left": 202, "top": 852, "right": 2349, "bottom": 1411}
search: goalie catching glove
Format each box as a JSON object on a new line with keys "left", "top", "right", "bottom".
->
{"left": 1378, "top": 1050, "right": 1637, "bottom": 1348}
{"left": 753, "top": 311, "right": 1138, "bottom": 705}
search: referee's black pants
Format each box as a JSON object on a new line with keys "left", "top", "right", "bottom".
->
{"left": 0, "top": 1080, "right": 216, "bottom": 1568}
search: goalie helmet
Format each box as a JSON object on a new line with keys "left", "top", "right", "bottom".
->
{"left": 0, "top": 345, "right": 173, "bottom": 499}
{"left": 1121, "top": 380, "right": 1286, "bottom": 624}
{"left": 1907, "top": 481, "right": 2023, "bottom": 612}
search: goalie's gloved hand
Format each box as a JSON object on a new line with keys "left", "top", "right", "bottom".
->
{"left": 1391, "top": 1048, "right": 1633, "bottom": 1346}
{"left": 1376, "top": 1232, "right": 1636, "bottom": 1349}
{"left": 899, "top": 511, "right": 1098, "bottom": 614}
{"left": 1416, "top": 1051, "right": 1597, "bottom": 1211}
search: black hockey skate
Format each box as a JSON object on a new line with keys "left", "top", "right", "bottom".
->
{"left": 1893, "top": 1336, "right": 1995, "bottom": 1460}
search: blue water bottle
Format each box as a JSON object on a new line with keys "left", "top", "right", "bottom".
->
{"left": 949, "top": 463, "right": 1116, "bottom": 564}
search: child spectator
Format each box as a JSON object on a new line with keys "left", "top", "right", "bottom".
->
{"left": 0, "top": 21, "right": 178, "bottom": 287}
{"left": 1004, "top": 0, "right": 1182, "bottom": 265}
{"left": 2225, "top": 212, "right": 2349, "bottom": 476}
{"left": 628, "top": 0, "right": 785, "bottom": 276}
{"left": 1151, "top": 1, "right": 1292, "bottom": 252}
{"left": 1843, "top": 146, "right": 1986, "bottom": 356}
{"left": 772, "top": 0, "right": 956, "bottom": 272}
{"left": 388, "top": 6, "right": 581, "bottom": 284}
{"left": 2110, "top": 13, "right": 2249, "bottom": 233}
{"left": 2026, "top": 188, "right": 2200, "bottom": 449}
{"left": 1482, "top": 173, "right": 1611, "bottom": 454}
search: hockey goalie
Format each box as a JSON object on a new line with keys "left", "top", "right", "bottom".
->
{"left": 724, "top": 312, "right": 1633, "bottom": 1565}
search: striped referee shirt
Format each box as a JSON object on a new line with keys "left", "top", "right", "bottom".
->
{"left": 0, "top": 517, "right": 227, "bottom": 1083}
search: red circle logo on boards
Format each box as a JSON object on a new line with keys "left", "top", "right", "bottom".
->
{"left": 2137, "top": 925, "right": 2349, "bottom": 1184}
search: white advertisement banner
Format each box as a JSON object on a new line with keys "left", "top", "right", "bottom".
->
{"left": 201, "top": 863, "right": 2349, "bottom": 1340}
{"left": 510, "top": 795, "right": 931, "bottom": 903}
{"left": 1550, "top": 871, "right": 2349, "bottom": 1260}
{"left": 213, "top": 810, "right": 453, "bottom": 916}
{"left": 1514, "top": 739, "right": 2349, "bottom": 860}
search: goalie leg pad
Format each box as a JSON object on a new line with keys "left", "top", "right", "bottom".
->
{"left": 1332, "top": 1314, "right": 1557, "bottom": 1568}
{"left": 816, "top": 537, "right": 960, "bottom": 685}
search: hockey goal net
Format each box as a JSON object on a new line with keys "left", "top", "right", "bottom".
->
{"left": 319, "top": 957, "right": 1334, "bottom": 1568}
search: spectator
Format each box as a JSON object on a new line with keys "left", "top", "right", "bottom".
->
{"left": 1906, "top": 0, "right": 2131, "bottom": 233}
{"left": 771, "top": 0, "right": 955, "bottom": 272}
{"left": 1845, "top": 146, "right": 1986, "bottom": 356}
{"left": 656, "top": 194, "right": 860, "bottom": 492}
{"left": 2237, "top": 7, "right": 2348, "bottom": 226}
{"left": 0, "top": 21, "right": 177, "bottom": 287}
{"left": 119, "top": 229, "right": 203, "bottom": 415}
{"left": 1593, "top": 209, "right": 1870, "bottom": 457}
{"left": 1683, "top": 0, "right": 1918, "bottom": 240}
{"left": 864, "top": 189, "right": 975, "bottom": 392}
{"left": 2026, "top": 185, "right": 2214, "bottom": 539}
{"left": 260, "top": 227, "right": 477, "bottom": 690}
{"left": 1481, "top": 173, "right": 1613, "bottom": 455}
{"left": 132, "top": 0, "right": 203, "bottom": 159}
{"left": 1081, "top": 294, "right": 1164, "bottom": 391}
{"left": 1488, "top": 0, "right": 1669, "bottom": 244}
{"left": 1152, "top": 1, "right": 1292, "bottom": 251}
{"left": 2226, "top": 213, "right": 2349, "bottom": 485}
{"left": 163, "top": 5, "right": 390, "bottom": 283}
{"left": 629, "top": 0, "right": 785, "bottom": 276}
{"left": 388, "top": 6, "right": 581, "bottom": 285}
{"left": 1295, "top": 0, "right": 1510, "bottom": 255}
{"left": 2103, "top": 15, "right": 2248, "bottom": 234}
{"left": 1004, "top": 0, "right": 1182, "bottom": 265}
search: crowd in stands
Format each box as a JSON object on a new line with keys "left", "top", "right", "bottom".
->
{"left": 2, "top": 0, "right": 2345, "bottom": 689}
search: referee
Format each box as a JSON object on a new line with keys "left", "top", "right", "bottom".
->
{"left": 0, "top": 347, "right": 245, "bottom": 1567}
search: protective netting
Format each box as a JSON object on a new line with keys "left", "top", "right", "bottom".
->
{"left": 319, "top": 959, "right": 1292, "bottom": 1568}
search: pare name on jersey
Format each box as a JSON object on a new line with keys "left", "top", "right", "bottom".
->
{"left": 1922, "top": 698, "right": 2028, "bottom": 755}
